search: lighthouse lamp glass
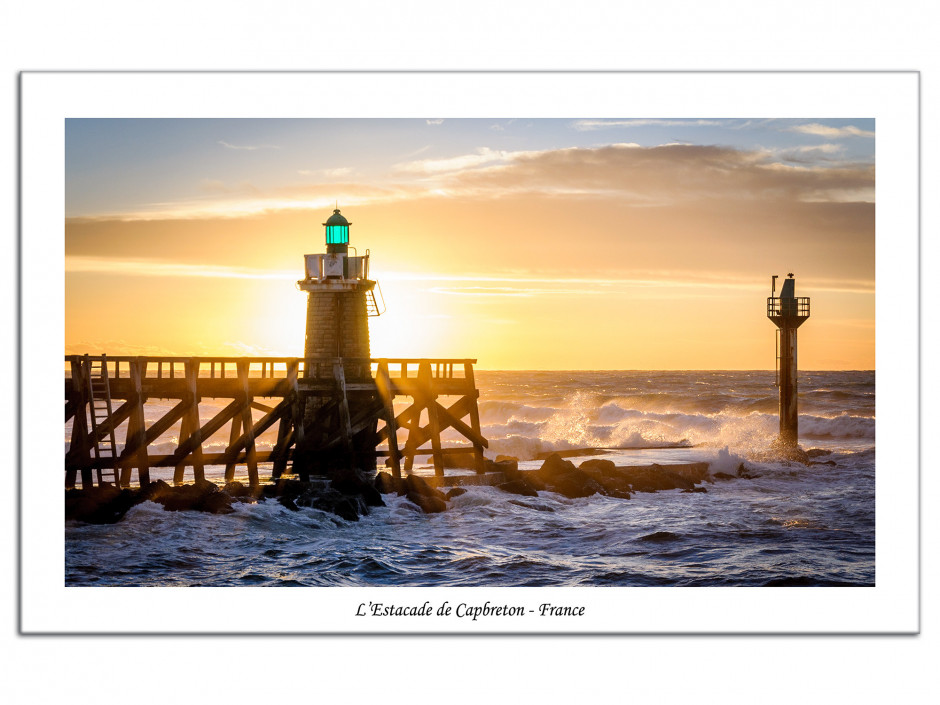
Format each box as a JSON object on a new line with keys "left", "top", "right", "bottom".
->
{"left": 325, "top": 224, "right": 349, "bottom": 245}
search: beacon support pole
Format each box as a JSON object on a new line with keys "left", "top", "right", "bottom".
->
{"left": 766, "top": 274, "right": 810, "bottom": 451}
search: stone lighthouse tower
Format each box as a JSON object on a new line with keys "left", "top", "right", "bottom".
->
{"left": 299, "top": 208, "right": 377, "bottom": 361}
{"left": 296, "top": 207, "right": 381, "bottom": 475}
{"left": 767, "top": 273, "right": 810, "bottom": 454}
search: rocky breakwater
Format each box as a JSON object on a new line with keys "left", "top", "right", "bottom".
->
{"left": 65, "top": 470, "right": 387, "bottom": 525}
{"left": 495, "top": 453, "right": 713, "bottom": 500}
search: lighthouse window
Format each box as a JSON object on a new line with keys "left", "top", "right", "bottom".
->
{"left": 326, "top": 225, "right": 348, "bottom": 244}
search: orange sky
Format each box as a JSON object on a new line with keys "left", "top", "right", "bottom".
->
{"left": 65, "top": 119, "right": 875, "bottom": 369}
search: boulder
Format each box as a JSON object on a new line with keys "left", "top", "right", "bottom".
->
{"left": 138, "top": 479, "right": 173, "bottom": 503}
{"left": 806, "top": 448, "right": 832, "bottom": 458}
{"left": 497, "top": 479, "right": 539, "bottom": 497}
{"left": 157, "top": 479, "right": 223, "bottom": 512}
{"left": 331, "top": 470, "right": 385, "bottom": 507}
{"left": 403, "top": 474, "right": 448, "bottom": 513}
{"left": 533, "top": 453, "right": 605, "bottom": 498}
{"left": 579, "top": 458, "right": 616, "bottom": 475}
{"left": 310, "top": 489, "right": 361, "bottom": 522}
{"left": 277, "top": 495, "right": 300, "bottom": 512}
{"left": 65, "top": 484, "right": 136, "bottom": 524}
{"left": 374, "top": 471, "right": 403, "bottom": 495}
{"left": 494, "top": 455, "right": 520, "bottom": 473}
{"left": 223, "top": 480, "right": 251, "bottom": 498}
{"left": 618, "top": 464, "right": 696, "bottom": 493}
{"left": 405, "top": 491, "right": 447, "bottom": 514}
{"left": 445, "top": 487, "right": 468, "bottom": 500}
{"left": 577, "top": 460, "right": 631, "bottom": 498}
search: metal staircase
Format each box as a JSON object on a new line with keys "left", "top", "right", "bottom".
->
{"left": 86, "top": 356, "right": 119, "bottom": 485}
{"left": 366, "top": 282, "right": 385, "bottom": 317}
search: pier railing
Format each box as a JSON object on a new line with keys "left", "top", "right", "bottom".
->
{"left": 65, "top": 355, "right": 486, "bottom": 490}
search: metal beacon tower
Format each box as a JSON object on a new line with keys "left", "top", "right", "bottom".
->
{"left": 767, "top": 273, "right": 810, "bottom": 453}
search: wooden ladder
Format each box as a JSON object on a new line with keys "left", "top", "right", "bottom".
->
{"left": 86, "top": 356, "right": 119, "bottom": 485}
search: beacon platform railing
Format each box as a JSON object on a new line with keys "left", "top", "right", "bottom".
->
{"left": 766, "top": 297, "right": 810, "bottom": 318}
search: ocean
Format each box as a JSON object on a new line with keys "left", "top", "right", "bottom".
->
{"left": 64, "top": 370, "right": 875, "bottom": 587}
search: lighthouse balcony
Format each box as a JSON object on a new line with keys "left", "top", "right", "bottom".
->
{"left": 302, "top": 253, "right": 370, "bottom": 283}
{"left": 767, "top": 296, "right": 810, "bottom": 327}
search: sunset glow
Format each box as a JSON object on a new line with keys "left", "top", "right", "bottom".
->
{"left": 65, "top": 118, "right": 875, "bottom": 369}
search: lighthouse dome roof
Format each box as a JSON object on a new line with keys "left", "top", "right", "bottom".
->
{"left": 323, "top": 208, "right": 350, "bottom": 227}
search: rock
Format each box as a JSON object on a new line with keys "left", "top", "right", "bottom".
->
{"left": 405, "top": 491, "right": 447, "bottom": 514}
{"left": 374, "top": 471, "right": 403, "bottom": 495}
{"left": 277, "top": 495, "right": 300, "bottom": 512}
{"left": 577, "top": 461, "right": 632, "bottom": 497}
{"left": 65, "top": 485, "right": 136, "bottom": 524}
{"left": 618, "top": 464, "right": 696, "bottom": 492}
{"left": 494, "top": 455, "right": 520, "bottom": 473}
{"left": 271, "top": 478, "right": 308, "bottom": 500}
{"left": 201, "top": 491, "right": 235, "bottom": 514}
{"left": 331, "top": 470, "right": 385, "bottom": 507}
{"left": 310, "top": 489, "right": 361, "bottom": 522}
{"left": 223, "top": 480, "right": 250, "bottom": 498}
{"left": 138, "top": 479, "right": 172, "bottom": 503}
{"left": 806, "top": 448, "right": 832, "bottom": 458}
{"left": 497, "top": 479, "right": 539, "bottom": 497}
{"left": 713, "top": 472, "right": 736, "bottom": 480}
{"left": 490, "top": 459, "right": 520, "bottom": 477}
{"left": 157, "top": 479, "right": 218, "bottom": 512}
{"left": 403, "top": 474, "right": 448, "bottom": 502}
{"left": 402, "top": 474, "right": 449, "bottom": 514}
{"left": 445, "top": 487, "right": 468, "bottom": 500}
{"left": 579, "top": 458, "right": 616, "bottom": 475}
{"left": 682, "top": 486, "right": 708, "bottom": 493}
{"left": 533, "top": 453, "right": 605, "bottom": 498}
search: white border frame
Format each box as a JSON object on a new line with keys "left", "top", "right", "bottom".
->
{"left": 20, "top": 72, "right": 918, "bottom": 634}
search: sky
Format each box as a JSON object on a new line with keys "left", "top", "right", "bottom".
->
{"left": 64, "top": 118, "right": 875, "bottom": 369}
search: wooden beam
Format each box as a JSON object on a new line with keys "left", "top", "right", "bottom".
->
{"left": 238, "top": 361, "right": 259, "bottom": 487}
{"left": 464, "top": 362, "right": 486, "bottom": 474}
{"left": 168, "top": 399, "right": 241, "bottom": 467}
{"left": 418, "top": 363, "right": 444, "bottom": 477}
{"left": 119, "top": 359, "right": 149, "bottom": 487}
{"left": 218, "top": 398, "right": 290, "bottom": 466}
{"left": 333, "top": 360, "right": 355, "bottom": 469}
{"left": 224, "top": 413, "right": 242, "bottom": 482}
{"left": 65, "top": 358, "right": 91, "bottom": 489}
{"left": 375, "top": 361, "right": 401, "bottom": 479}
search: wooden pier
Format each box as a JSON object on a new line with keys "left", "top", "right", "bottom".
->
{"left": 65, "top": 355, "right": 488, "bottom": 490}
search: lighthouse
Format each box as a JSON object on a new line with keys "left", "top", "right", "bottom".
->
{"left": 296, "top": 208, "right": 383, "bottom": 475}
{"left": 766, "top": 273, "right": 810, "bottom": 452}
{"left": 298, "top": 208, "right": 380, "bottom": 361}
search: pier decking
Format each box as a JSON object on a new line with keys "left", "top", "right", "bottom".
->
{"left": 65, "top": 355, "right": 487, "bottom": 489}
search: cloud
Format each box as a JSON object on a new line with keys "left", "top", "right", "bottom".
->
{"left": 72, "top": 140, "right": 875, "bottom": 223}
{"left": 438, "top": 142, "right": 874, "bottom": 204}
{"left": 218, "top": 140, "right": 281, "bottom": 150}
{"left": 787, "top": 123, "right": 875, "bottom": 138}
{"left": 425, "top": 119, "right": 444, "bottom": 125}
{"left": 298, "top": 167, "right": 353, "bottom": 178}
{"left": 573, "top": 119, "right": 727, "bottom": 130}
{"left": 66, "top": 255, "right": 296, "bottom": 280}
{"left": 393, "top": 147, "right": 521, "bottom": 174}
